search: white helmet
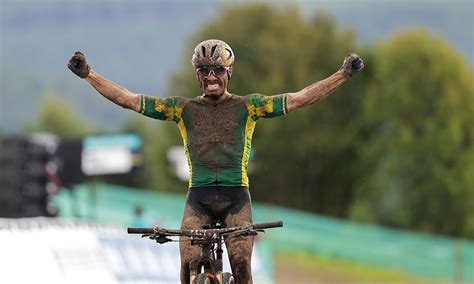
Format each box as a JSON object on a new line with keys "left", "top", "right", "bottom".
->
{"left": 191, "top": 39, "right": 235, "bottom": 69}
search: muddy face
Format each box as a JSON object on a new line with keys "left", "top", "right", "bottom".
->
{"left": 197, "top": 67, "right": 232, "bottom": 99}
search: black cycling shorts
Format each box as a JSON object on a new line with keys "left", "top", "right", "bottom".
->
{"left": 182, "top": 186, "right": 252, "bottom": 228}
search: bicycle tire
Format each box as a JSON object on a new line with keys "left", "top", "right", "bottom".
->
{"left": 222, "top": 272, "right": 234, "bottom": 284}
{"left": 194, "top": 273, "right": 216, "bottom": 284}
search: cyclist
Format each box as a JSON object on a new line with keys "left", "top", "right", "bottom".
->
{"left": 68, "top": 39, "right": 363, "bottom": 284}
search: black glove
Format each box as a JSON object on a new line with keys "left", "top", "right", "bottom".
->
{"left": 68, "top": 51, "right": 90, "bottom": 78}
{"left": 339, "top": 53, "right": 364, "bottom": 78}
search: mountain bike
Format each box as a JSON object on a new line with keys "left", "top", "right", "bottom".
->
{"left": 128, "top": 220, "right": 283, "bottom": 284}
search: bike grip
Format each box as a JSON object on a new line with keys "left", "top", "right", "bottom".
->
{"left": 127, "top": 227, "right": 154, "bottom": 234}
{"left": 253, "top": 221, "right": 283, "bottom": 230}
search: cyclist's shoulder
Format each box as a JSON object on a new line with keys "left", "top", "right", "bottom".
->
{"left": 242, "top": 93, "right": 278, "bottom": 107}
{"left": 159, "top": 96, "right": 194, "bottom": 108}
{"left": 241, "top": 93, "right": 264, "bottom": 98}
{"left": 237, "top": 93, "right": 266, "bottom": 103}
{"left": 144, "top": 95, "right": 190, "bottom": 105}
{"left": 169, "top": 96, "right": 191, "bottom": 103}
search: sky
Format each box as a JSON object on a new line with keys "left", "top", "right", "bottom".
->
{"left": 1, "top": 0, "right": 472, "bottom": 133}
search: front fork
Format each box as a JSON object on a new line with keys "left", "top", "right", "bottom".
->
{"left": 189, "top": 241, "right": 224, "bottom": 283}
{"left": 215, "top": 242, "right": 224, "bottom": 283}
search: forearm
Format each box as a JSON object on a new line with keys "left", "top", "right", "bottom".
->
{"left": 85, "top": 69, "right": 141, "bottom": 112}
{"left": 286, "top": 71, "right": 347, "bottom": 112}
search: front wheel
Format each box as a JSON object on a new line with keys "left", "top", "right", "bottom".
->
{"left": 194, "top": 273, "right": 217, "bottom": 284}
{"left": 222, "top": 272, "right": 234, "bottom": 284}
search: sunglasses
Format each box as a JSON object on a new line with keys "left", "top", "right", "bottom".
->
{"left": 196, "top": 66, "right": 229, "bottom": 78}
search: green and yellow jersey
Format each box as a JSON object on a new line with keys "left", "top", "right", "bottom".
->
{"left": 139, "top": 93, "right": 288, "bottom": 188}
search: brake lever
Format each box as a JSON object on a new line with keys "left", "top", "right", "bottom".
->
{"left": 154, "top": 236, "right": 173, "bottom": 244}
{"left": 143, "top": 234, "right": 173, "bottom": 244}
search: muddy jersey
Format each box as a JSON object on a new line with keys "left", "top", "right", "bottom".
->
{"left": 139, "top": 93, "right": 288, "bottom": 188}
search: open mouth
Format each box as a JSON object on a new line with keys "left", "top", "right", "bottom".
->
{"left": 205, "top": 80, "right": 221, "bottom": 92}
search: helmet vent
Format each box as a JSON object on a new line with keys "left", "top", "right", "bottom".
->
{"left": 211, "top": 45, "right": 218, "bottom": 57}
{"left": 225, "top": 48, "right": 233, "bottom": 60}
{"left": 201, "top": 46, "right": 206, "bottom": 57}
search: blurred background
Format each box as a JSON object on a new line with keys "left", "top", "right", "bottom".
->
{"left": 1, "top": 0, "right": 473, "bottom": 283}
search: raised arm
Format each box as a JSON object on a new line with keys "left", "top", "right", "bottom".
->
{"left": 286, "top": 53, "right": 364, "bottom": 113}
{"left": 67, "top": 51, "right": 141, "bottom": 112}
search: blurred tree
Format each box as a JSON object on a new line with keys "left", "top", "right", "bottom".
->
{"left": 25, "top": 91, "right": 91, "bottom": 138}
{"left": 350, "top": 30, "right": 474, "bottom": 237}
{"left": 166, "top": 4, "right": 366, "bottom": 216}
{"left": 154, "top": 4, "right": 474, "bottom": 237}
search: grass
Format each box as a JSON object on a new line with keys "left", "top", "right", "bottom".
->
{"left": 274, "top": 252, "right": 446, "bottom": 283}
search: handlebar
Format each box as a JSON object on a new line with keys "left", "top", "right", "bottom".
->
{"left": 253, "top": 220, "right": 283, "bottom": 230}
{"left": 127, "top": 220, "right": 283, "bottom": 236}
{"left": 128, "top": 228, "right": 154, "bottom": 234}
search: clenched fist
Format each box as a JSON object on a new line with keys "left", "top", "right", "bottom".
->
{"left": 339, "top": 53, "right": 364, "bottom": 78}
{"left": 68, "top": 51, "right": 90, "bottom": 78}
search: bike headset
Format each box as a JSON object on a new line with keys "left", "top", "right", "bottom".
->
{"left": 191, "top": 39, "right": 234, "bottom": 81}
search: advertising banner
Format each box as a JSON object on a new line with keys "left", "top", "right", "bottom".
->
{"left": 0, "top": 218, "right": 272, "bottom": 284}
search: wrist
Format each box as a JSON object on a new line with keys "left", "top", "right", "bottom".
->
{"left": 84, "top": 67, "right": 95, "bottom": 80}
{"left": 336, "top": 69, "right": 350, "bottom": 80}
{"left": 82, "top": 65, "right": 91, "bottom": 79}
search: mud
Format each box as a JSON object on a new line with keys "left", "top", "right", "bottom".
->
{"left": 179, "top": 187, "right": 254, "bottom": 284}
